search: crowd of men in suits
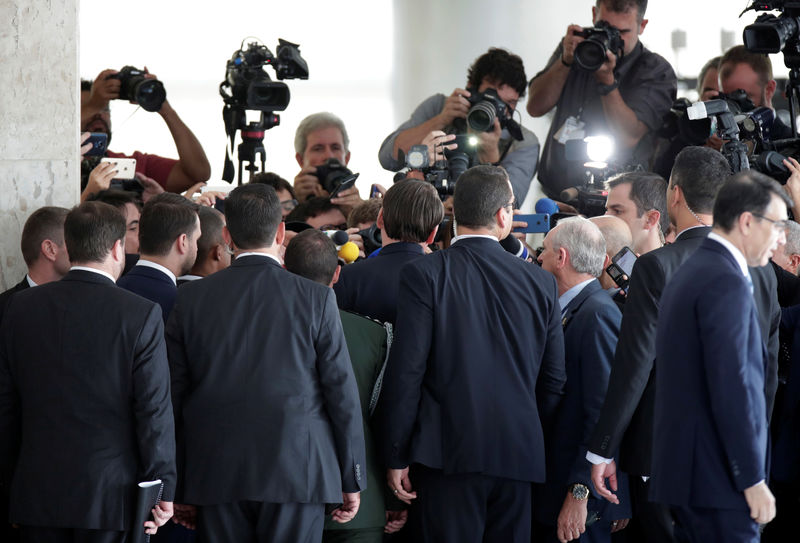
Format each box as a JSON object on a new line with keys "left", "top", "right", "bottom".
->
{"left": 1, "top": 141, "right": 800, "bottom": 543}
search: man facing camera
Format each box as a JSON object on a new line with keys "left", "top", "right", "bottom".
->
{"left": 652, "top": 170, "right": 789, "bottom": 542}
{"left": 379, "top": 165, "right": 566, "bottom": 543}
{"left": 379, "top": 48, "right": 540, "bottom": 204}
{"left": 334, "top": 180, "right": 443, "bottom": 324}
{"left": 166, "top": 184, "right": 366, "bottom": 542}
{"left": 528, "top": 0, "right": 676, "bottom": 200}
{"left": 0, "top": 202, "right": 176, "bottom": 542}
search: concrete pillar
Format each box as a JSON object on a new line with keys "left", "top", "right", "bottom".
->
{"left": 0, "top": 0, "right": 79, "bottom": 290}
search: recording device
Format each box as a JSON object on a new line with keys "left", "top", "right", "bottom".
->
{"left": 465, "top": 88, "right": 524, "bottom": 141}
{"left": 405, "top": 136, "right": 476, "bottom": 199}
{"left": 357, "top": 224, "right": 383, "bottom": 255}
{"left": 573, "top": 21, "right": 624, "bottom": 72}
{"left": 323, "top": 230, "right": 350, "bottom": 246}
{"left": 500, "top": 234, "right": 530, "bottom": 260}
{"left": 512, "top": 214, "right": 551, "bottom": 234}
{"left": 606, "top": 246, "right": 637, "bottom": 292}
{"left": 84, "top": 133, "right": 108, "bottom": 157}
{"left": 100, "top": 157, "right": 136, "bottom": 179}
{"left": 109, "top": 66, "right": 166, "bottom": 112}
{"left": 315, "top": 158, "right": 359, "bottom": 197}
{"left": 220, "top": 38, "right": 308, "bottom": 185}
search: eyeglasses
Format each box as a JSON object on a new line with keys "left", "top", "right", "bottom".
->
{"left": 319, "top": 223, "right": 348, "bottom": 231}
{"left": 753, "top": 213, "right": 789, "bottom": 231}
{"left": 281, "top": 198, "right": 298, "bottom": 212}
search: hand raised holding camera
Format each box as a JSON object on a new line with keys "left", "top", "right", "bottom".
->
{"left": 437, "top": 88, "right": 471, "bottom": 127}
{"left": 562, "top": 24, "right": 586, "bottom": 65}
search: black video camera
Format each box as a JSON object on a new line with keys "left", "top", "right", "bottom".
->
{"left": 573, "top": 21, "right": 624, "bottom": 72}
{"left": 220, "top": 39, "right": 308, "bottom": 113}
{"left": 110, "top": 66, "right": 166, "bottom": 112}
{"left": 314, "top": 158, "right": 359, "bottom": 195}
{"left": 743, "top": 1, "right": 800, "bottom": 55}
{"left": 465, "top": 88, "right": 523, "bottom": 141}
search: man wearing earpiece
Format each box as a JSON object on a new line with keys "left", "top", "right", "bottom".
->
{"left": 378, "top": 48, "right": 540, "bottom": 205}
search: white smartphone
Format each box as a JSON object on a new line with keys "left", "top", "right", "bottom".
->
{"left": 100, "top": 157, "right": 137, "bottom": 180}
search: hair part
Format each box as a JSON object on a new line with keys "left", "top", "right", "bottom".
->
{"left": 550, "top": 216, "right": 607, "bottom": 278}
{"left": 713, "top": 170, "right": 792, "bottom": 232}
{"left": 21, "top": 207, "right": 70, "bottom": 266}
{"left": 284, "top": 229, "right": 339, "bottom": 286}
{"left": 382, "top": 181, "right": 444, "bottom": 242}
{"left": 294, "top": 112, "right": 350, "bottom": 156}
{"left": 64, "top": 202, "right": 126, "bottom": 264}
{"left": 225, "top": 183, "right": 282, "bottom": 249}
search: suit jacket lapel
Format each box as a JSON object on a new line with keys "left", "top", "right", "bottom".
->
{"left": 562, "top": 280, "right": 601, "bottom": 330}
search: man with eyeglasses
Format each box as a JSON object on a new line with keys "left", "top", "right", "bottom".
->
{"left": 650, "top": 170, "right": 789, "bottom": 542}
{"left": 378, "top": 48, "right": 539, "bottom": 204}
{"left": 378, "top": 165, "right": 565, "bottom": 542}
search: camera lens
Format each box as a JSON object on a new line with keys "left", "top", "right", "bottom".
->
{"left": 574, "top": 40, "right": 607, "bottom": 72}
{"left": 447, "top": 152, "right": 470, "bottom": 183}
{"left": 467, "top": 101, "right": 497, "bottom": 132}
{"left": 133, "top": 79, "right": 166, "bottom": 112}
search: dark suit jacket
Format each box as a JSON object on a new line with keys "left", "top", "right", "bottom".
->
{"left": 166, "top": 255, "right": 366, "bottom": 505}
{"left": 588, "top": 226, "right": 779, "bottom": 476}
{"left": 0, "top": 278, "right": 29, "bottom": 325}
{"left": 536, "top": 280, "right": 630, "bottom": 524}
{"left": 379, "top": 237, "right": 566, "bottom": 483}
{"left": 333, "top": 242, "right": 425, "bottom": 324}
{"left": 652, "top": 239, "right": 768, "bottom": 510}
{"left": 0, "top": 270, "right": 176, "bottom": 530}
{"left": 772, "top": 304, "right": 800, "bottom": 484}
{"left": 117, "top": 264, "right": 177, "bottom": 324}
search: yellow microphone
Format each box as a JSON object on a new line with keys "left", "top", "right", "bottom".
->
{"left": 338, "top": 241, "right": 359, "bottom": 264}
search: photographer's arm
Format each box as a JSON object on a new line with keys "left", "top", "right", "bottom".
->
{"left": 599, "top": 90, "right": 648, "bottom": 149}
{"left": 527, "top": 26, "right": 584, "bottom": 117}
{"left": 82, "top": 69, "right": 119, "bottom": 129}
{"left": 159, "top": 100, "right": 212, "bottom": 193}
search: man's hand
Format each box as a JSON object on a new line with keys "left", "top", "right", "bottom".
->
{"left": 172, "top": 503, "right": 197, "bottom": 530}
{"left": 385, "top": 510, "right": 408, "bottom": 533}
{"left": 611, "top": 518, "right": 629, "bottom": 533}
{"left": 783, "top": 157, "right": 800, "bottom": 220}
{"left": 557, "top": 492, "right": 588, "bottom": 542}
{"left": 144, "top": 501, "right": 174, "bottom": 535}
{"left": 437, "top": 88, "right": 472, "bottom": 127}
{"left": 594, "top": 50, "right": 618, "bottom": 87}
{"left": 387, "top": 467, "right": 417, "bottom": 504}
{"left": 294, "top": 166, "right": 327, "bottom": 202}
{"left": 88, "top": 69, "right": 120, "bottom": 107}
{"left": 591, "top": 460, "right": 620, "bottom": 504}
{"left": 330, "top": 492, "right": 361, "bottom": 523}
{"left": 562, "top": 25, "right": 586, "bottom": 66}
{"left": 345, "top": 228, "right": 367, "bottom": 259}
{"left": 81, "top": 161, "right": 117, "bottom": 202}
{"left": 475, "top": 117, "right": 502, "bottom": 164}
{"left": 743, "top": 481, "right": 776, "bottom": 524}
{"left": 80, "top": 132, "right": 93, "bottom": 157}
{"left": 330, "top": 185, "right": 364, "bottom": 215}
{"left": 136, "top": 172, "right": 165, "bottom": 203}
{"left": 421, "top": 131, "right": 457, "bottom": 164}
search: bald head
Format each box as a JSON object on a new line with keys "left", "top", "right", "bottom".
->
{"left": 590, "top": 215, "right": 633, "bottom": 260}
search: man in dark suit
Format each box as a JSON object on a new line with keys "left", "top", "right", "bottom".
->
{"left": 652, "top": 171, "right": 788, "bottom": 541}
{"left": 588, "top": 147, "right": 781, "bottom": 543}
{"left": 166, "top": 184, "right": 366, "bottom": 543}
{"left": 0, "top": 201, "right": 176, "bottom": 543}
{"left": 118, "top": 193, "right": 200, "bottom": 322}
{"left": 0, "top": 206, "right": 70, "bottom": 320}
{"left": 334, "top": 180, "right": 443, "bottom": 324}
{"left": 379, "top": 165, "right": 566, "bottom": 543}
{"left": 535, "top": 216, "right": 629, "bottom": 543}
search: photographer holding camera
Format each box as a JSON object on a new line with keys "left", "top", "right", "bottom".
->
{"left": 528, "top": 0, "right": 676, "bottom": 201}
{"left": 81, "top": 67, "right": 211, "bottom": 194}
{"left": 378, "top": 48, "right": 540, "bottom": 204}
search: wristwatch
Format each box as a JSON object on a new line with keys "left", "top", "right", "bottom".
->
{"left": 597, "top": 77, "right": 619, "bottom": 96}
{"left": 569, "top": 483, "right": 590, "bottom": 501}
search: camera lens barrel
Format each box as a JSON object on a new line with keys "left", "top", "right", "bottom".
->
{"left": 574, "top": 39, "right": 608, "bottom": 72}
{"left": 467, "top": 101, "right": 497, "bottom": 132}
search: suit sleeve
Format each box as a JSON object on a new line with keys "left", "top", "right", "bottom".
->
{"left": 569, "top": 305, "right": 621, "bottom": 487}
{"left": 316, "top": 288, "right": 367, "bottom": 493}
{"left": 700, "top": 277, "right": 767, "bottom": 490}
{"left": 0, "top": 316, "right": 21, "bottom": 510}
{"left": 536, "top": 273, "right": 566, "bottom": 431}
{"left": 132, "top": 304, "right": 177, "bottom": 501}
{"left": 165, "top": 294, "right": 190, "bottom": 501}
{"left": 588, "top": 253, "right": 664, "bottom": 458}
{"left": 378, "top": 262, "right": 434, "bottom": 468}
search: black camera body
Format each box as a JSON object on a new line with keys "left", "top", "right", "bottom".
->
{"left": 574, "top": 21, "right": 625, "bottom": 72}
{"left": 110, "top": 66, "right": 166, "bottom": 112}
{"left": 314, "top": 158, "right": 359, "bottom": 195}
{"left": 404, "top": 139, "right": 473, "bottom": 199}
{"left": 465, "top": 88, "right": 523, "bottom": 141}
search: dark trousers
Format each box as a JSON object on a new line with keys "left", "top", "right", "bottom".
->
{"left": 672, "top": 506, "right": 759, "bottom": 543}
{"left": 322, "top": 527, "right": 383, "bottom": 543}
{"left": 407, "top": 465, "right": 531, "bottom": 543}
{"left": 19, "top": 527, "right": 127, "bottom": 543}
{"left": 196, "top": 501, "right": 324, "bottom": 543}
{"left": 623, "top": 476, "right": 677, "bottom": 543}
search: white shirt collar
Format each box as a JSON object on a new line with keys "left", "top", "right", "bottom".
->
{"left": 135, "top": 260, "right": 177, "bottom": 285}
{"left": 70, "top": 266, "right": 116, "bottom": 283}
{"left": 675, "top": 224, "right": 708, "bottom": 239}
{"left": 236, "top": 252, "right": 283, "bottom": 266}
{"left": 177, "top": 274, "right": 203, "bottom": 282}
{"left": 559, "top": 278, "right": 596, "bottom": 312}
{"left": 25, "top": 274, "right": 37, "bottom": 287}
{"left": 707, "top": 232, "right": 750, "bottom": 278}
{"left": 451, "top": 234, "right": 499, "bottom": 244}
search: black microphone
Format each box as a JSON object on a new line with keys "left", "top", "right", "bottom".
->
{"left": 500, "top": 234, "right": 530, "bottom": 260}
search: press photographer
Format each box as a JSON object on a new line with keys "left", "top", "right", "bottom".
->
{"left": 81, "top": 66, "right": 210, "bottom": 193}
{"left": 378, "top": 48, "right": 540, "bottom": 204}
{"left": 528, "top": 0, "right": 676, "bottom": 201}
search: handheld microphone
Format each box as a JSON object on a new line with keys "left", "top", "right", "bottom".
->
{"left": 323, "top": 230, "right": 350, "bottom": 246}
{"left": 535, "top": 197, "right": 560, "bottom": 215}
{"left": 338, "top": 241, "right": 359, "bottom": 264}
{"left": 500, "top": 234, "right": 530, "bottom": 260}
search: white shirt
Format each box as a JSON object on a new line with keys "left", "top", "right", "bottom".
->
{"left": 450, "top": 234, "right": 498, "bottom": 244}
{"left": 707, "top": 232, "right": 750, "bottom": 279}
{"left": 25, "top": 275, "right": 37, "bottom": 287}
{"left": 236, "top": 252, "right": 282, "bottom": 266}
{"left": 70, "top": 266, "right": 116, "bottom": 283}
{"left": 177, "top": 274, "right": 203, "bottom": 282}
{"left": 135, "top": 260, "right": 177, "bottom": 285}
